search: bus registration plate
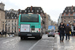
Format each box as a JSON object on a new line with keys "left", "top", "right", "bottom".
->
{"left": 27, "top": 34, "right": 32, "bottom": 36}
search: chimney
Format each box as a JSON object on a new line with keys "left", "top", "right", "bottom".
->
{"left": 71, "top": 5, "right": 73, "bottom": 11}
{"left": 31, "top": 6, "right": 32, "bottom": 12}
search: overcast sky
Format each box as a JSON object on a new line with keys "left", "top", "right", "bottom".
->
{"left": 0, "top": 0, "right": 75, "bottom": 22}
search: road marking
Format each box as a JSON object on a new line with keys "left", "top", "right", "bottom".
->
{"left": 3, "top": 39, "right": 15, "bottom": 44}
{"left": 3, "top": 41, "right": 9, "bottom": 44}
{"left": 10, "top": 39, "right": 14, "bottom": 41}
{"left": 29, "top": 39, "right": 40, "bottom": 50}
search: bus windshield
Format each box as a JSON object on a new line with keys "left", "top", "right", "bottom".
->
{"left": 21, "top": 14, "right": 39, "bottom": 22}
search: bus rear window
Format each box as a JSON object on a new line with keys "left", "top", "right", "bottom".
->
{"left": 21, "top": 14, "right": 39, "bottom": 22}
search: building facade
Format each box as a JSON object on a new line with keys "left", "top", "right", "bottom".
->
{"left": 44, "top": 13, "right": 51, "bottom": 30}
{"left": 0, "top": 2, "right": 5, "bottom": 32}
{"left": 62, "top": 6, "right": 75, "bottom": 25}
{"left": 5, "top": 9, "right": 18, "bottom": 33}
{"left": 58, "top": 14, "right": 62, "bottom": 26}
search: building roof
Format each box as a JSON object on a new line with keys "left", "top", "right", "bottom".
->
{"left": 0, "top": 2, "right": 5, "bottom": 6}
{"left": 5, "top": 11, "right": 18, "bottom": 19}
{"left": 18, "top": 6, "right": 44, "bottom": 14}
{"left": 62, "top": 6, "right": 75, "bottom": 15}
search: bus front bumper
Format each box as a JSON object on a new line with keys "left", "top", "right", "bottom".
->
{"left": 18, "top": 32, "right": 42, "bottom": 37}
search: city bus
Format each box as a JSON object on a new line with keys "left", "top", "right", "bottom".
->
{"left": 18, "top": 14, "right": 42, "bottom": 40}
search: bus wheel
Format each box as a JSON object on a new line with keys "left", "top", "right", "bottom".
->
{"left": 39, "top": 36, "right": 42, "bottom": 39}
{"left": 35, "top": 37, "right": 39, "bottom": 39}
{"left": 20, "top": 37, "right": 24, "bottom": 40}
{"left": 35, "top": 36, "right": 42, "bottom": 39}
{"left": 24, "top": 37, "right": 27, "bottom": 39}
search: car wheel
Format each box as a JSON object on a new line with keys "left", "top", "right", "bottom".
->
{"left": 53, "top": 35, "right": 55, "bottom": 37}
{"left": 48, "top": 35, "right": 50, "bottom": 37}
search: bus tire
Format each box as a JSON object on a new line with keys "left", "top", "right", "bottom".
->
{"left": 24, "top": 37, "right": 27, "bottom": 39}
{"left": 20, "top": 37, "right": 24, "bottom": 40}
{"left": 35, "top": 37, "right": 39, "bottom": 39}
{"left": 39, "top": 36, "right": 42, "bottom": 39}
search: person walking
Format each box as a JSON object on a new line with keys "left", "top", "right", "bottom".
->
{"left": 65, "top": 24, "right": 71, "bottom": 40}
{"left": 58, "top": 22, "right": 65, "bottom": 42}
{"left": 71, "top": 23, "right": 75, "bottom": 36}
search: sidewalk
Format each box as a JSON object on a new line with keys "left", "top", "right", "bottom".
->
{"left": 31, "top": 34, "right": 75, "bottom": 50}
{"left": 0, "top": 34, "right": 15, "bottom": 38}
{"left": 54, "top": 34, "right": 75, "bottom": 50}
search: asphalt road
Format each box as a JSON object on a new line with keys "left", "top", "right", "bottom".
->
{"left": 0, "top": 37, "right": 39, "bottom": 50}
{"left": 0, "top": 34, "right": 75, "bottom": 50}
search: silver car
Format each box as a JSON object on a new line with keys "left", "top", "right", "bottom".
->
{"left": 47, "top": 29, "right": 55, "bottom": 37}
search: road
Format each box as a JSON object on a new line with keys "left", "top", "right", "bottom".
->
{"left": 0, "top": 37, "right": 38, "bottom": 50}
{"left": 0, "top": 34, "right": 75, "bottom": 50}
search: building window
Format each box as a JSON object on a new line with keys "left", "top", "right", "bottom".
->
{"left": 74, "top": 17, "right": 75, "bottom": 19}
{"left": 64, "top": 17, "right": 65, "bottom": 19}
{"left": 64, "top": 13, "right": 66, "bottom": 16}
{"left": 6, "top": 20, "right": 7, "bottom": 23}
{"left": 64, "top": 20, "right": 66, "bottom": 23}
{"left": 14, "top": 15, "right": 15, "bottom": 16}
{"left": 28, "top": 10, "right": 30, "bottom": 12}
{"left": 65, "top": 10, "right": 67, "bottom": 12}
{"left": 20, "top": 10, "right": 21, "bottom": 13}
{"left": 72, "top": 10, "right": 74, "bottom": 12}
{"left": 74, "top": 21, "right": 75, "bottom": 23}
{"left": 28, "top": 8, "right": 29, "bottom": 9}
{"left": 12, "top": 17, "right": 13, "bottom": 19}
{"left": 40, "top": 10, "right": 42, "bottom": 12}
{"left": 15, "top": 27, "right": 16, "bottom": 33}
{"left": 15, "top": 17, "right": 16, "bottom": 19}
{"left": 12, "top": 20, "right": 13, "bottom": 22}
{"left": 11, "top": 14, "right": 13, "bottom": 17}
{"left": 7, "top": 20, "right": 10, "bottom": 22}
{"left": 25, "top": 10, "right": 27, "bottom": 12}
{"left": 31, "top": 10, "right": 33, "bottom": 12}
{"left": 68, "top": 13, "right": 70, "bottom": 16}
{"left": 37, "top": 10, "right": 39, "bottom": 12}
{"left": 7, "top": 17, "right": 9, "bottom": 19}
{"left": 69, "top": 17, "right": 70, "bottom": 19}
{"left": 73, "top": 13, "right": 75, "bottom": 16}
{"left": 69, "top": 10, "right": 70, "bottom": 12}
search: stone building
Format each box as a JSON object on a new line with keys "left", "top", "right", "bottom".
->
{"left": 5, "top": 9, "right": 18, "bottom": 33}
{"left": 0, "top": 2, "right": 5, "bottom": 32}
{"left": 62, "top": 6, "right": 75, "bottom": 25}
{"left": 58, "top": 14, "right": 62, "bottom": 26}
{"left": 44, "top": 13, "right": 51, "bottom": 30}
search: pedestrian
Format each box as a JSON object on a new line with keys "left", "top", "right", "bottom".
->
{"left": 71, "top": 23, "right": 75, "bottom": 36}
{"left": 58, "top": 22, "right": 65, "bottom": 42}
{"left": 65, "top": 24, "right": 71, "bottom": 40}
